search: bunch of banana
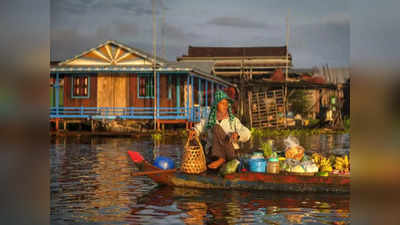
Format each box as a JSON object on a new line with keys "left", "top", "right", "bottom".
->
{"left": 334, "top": 155, "right": 350, "bottom": 172}
{"left": 319, "top": 157, "right": 333, "bottom": 172}
{"left": 311, "top": 153, "right": 322, "bottom": 165}
{"left": 328, "top": 155, "right": 336, "bottom": 165}
{"left": 311, "top": 153, "right": 332, "bottom": 172}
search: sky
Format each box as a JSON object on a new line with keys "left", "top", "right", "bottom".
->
{"left": 50, "top": 0, "right": 349, "bottom": 68}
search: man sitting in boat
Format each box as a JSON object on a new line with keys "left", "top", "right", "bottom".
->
{"left": 188, "top": 90, "right": 251, "bottom": 169}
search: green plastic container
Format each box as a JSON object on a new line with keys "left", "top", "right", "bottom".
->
{"left": 268, "top": 158, "right": 279, "bottom": 162}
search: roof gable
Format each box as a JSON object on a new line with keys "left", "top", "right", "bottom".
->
{"left": 58, "top": 40, "right": 166, "bottom": 67}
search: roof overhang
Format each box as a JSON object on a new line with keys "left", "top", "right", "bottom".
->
{"left": 50, "top": 66, "right": 235, "bottom": 87}
{"left": 177, "top": 55, "right": 292, "bottom": 61}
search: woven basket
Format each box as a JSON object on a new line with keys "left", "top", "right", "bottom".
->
{"left": 181, "top": 136, "right": 207, "bottom": 174}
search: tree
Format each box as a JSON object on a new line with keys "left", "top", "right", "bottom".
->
{"left": 288, "top": 90, "right": 311, "bottom": 117}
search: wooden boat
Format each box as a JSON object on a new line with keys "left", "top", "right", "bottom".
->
{"left": 129, "top": 151, "right": 350, "bottom": 193}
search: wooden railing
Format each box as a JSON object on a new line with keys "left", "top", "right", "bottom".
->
{"left": 49, "top": 106, "right": 210, "bottom": 122}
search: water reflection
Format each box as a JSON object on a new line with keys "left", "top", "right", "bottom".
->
{"left": 50, "top": 134, "right": 350, "bottom": 224}
{"left": 132, "top": 186, "right": 350, "bottom": 225}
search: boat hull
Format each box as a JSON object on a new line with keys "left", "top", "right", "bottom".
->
{"left": 136, "top": 160, "right": 350, "bottom": 193}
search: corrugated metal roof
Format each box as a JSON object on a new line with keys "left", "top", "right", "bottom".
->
{"left": 184, "top": 46, "right": 288, "bottom": 57}
{"left": 166, "top": 61, "right": 215, "bottom": 74}
{"left": 316, "top": 67, "right": 350, "bottom": 84}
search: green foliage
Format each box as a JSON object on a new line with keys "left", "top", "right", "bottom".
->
{"left": 180, "top": 129, "right": 188, "bottom": 137}
{"left": 151, "top": 132, "right": 162, "bottom": 141}
{"left": 344, "top": 118, "right": 350, "bottom": 130}
{"left": 308, "top": 118, "right": 320, "bottom": 128}
{"left": 260, "top": 140, "right": 273, "bottom": 157}
{"left": 288, "top": 90, "right": 311, "bottom": 117}
{"left": 219, "top": 159, "right": 240, "bottom": 176}
{"left": 250, "top": 127, "right": 263, "bottom": 137}
{"left": 249, "top": 127, "right": 344, "bottom": 138}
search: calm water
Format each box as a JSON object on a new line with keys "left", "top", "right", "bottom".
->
{"left": 50, "top": 134, "right": 350, "bottom": 225}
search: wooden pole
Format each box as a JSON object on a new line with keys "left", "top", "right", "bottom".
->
{"left": 240, "top": 50, "right": 245, "bottom": 119}
{"left": 248, "top": 90, "right": 253, "bottom": 128}
{"left": 284, "top": 9, "right": 290, "bottom": 128}
{"left": 55, "top": 119, "right": 59, "bottom": 131}
{"left": 152, "top": 0, "right": 157, "bottom": 130}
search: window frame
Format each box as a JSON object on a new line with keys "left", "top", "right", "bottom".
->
{"left": 167, "top": 75, "right": 172, "bottom": 99}
{"left": 137, "top": 75, "right": 155, "bottom": 99}
{"left": 71, "top": 75, "right": 90, "bottom": 99}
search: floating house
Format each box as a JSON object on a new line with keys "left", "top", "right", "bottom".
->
{"left": 242, "top": 80, "right": 338, "bottom": 128}
{"left": 50, "top": 40, "right": 234, "bottom": 130}
{"left": 177, "top": 46, "right": 292, "bottom": 83}
{"left": 241, "top": 67, "right": 350, "bottom": 129}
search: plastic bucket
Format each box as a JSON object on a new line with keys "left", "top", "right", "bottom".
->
{"left": 154, "top": 156, "right": 175, "bottom": 170}
{"left": 249, "top": 158, "right": 266, "bottom": 173}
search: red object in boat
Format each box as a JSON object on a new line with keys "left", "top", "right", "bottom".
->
{"left": 128, "top": 150, "right": 144, "bottom": 163}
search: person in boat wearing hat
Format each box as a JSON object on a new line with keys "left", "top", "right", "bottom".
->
{"left": 188, "top": 90, "right": 251, "bottom": 169}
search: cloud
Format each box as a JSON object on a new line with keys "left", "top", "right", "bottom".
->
{"left": 207, "top": 16, "right": 268, "bottom": 29}
{"left": 114, "top": 22, "right": 138, "bottom": 36}
{"left": 94, "top": 22, "right": 140, "bottom": 41}
{"left": 51, "top": 28, "right": 97, "bottom": 61}
{"left": 162, "top": 23, "right": 201, "bottom": 41}
{"left": 50, "top": 0, "right": 97, "bottom": 15}
{"left": 320, "top": 12, "right": 350, "bottom": 25}
{"left": 50, "top": 1, "right": 349, "bottom": 67}
{"left": 51, "top": 0, "right": 168, "bottom": 17}
{"left": 113, "top": 1, "right": 153, "bottom": 16}
{"left": 290, "top": 22, "right": 349, "bottom": 67}
{"left": 51, "top": 22, "right": 138, "bottom": 61}
{"left": 112, "top": 0, "right": 168, "bottom": 15}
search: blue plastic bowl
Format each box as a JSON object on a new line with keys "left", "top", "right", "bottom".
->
{"left": 153, "top": 156, "right": 175, "bottom": 170}
{"left": 249, "top": 158, "right": 266, "bottom": 173}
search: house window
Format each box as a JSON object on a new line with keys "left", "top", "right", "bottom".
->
{"left": 168, "top": 75, "right": 172, "bottom": 99}
{"left": 138, "top": 75, "right": 154, "bottom": 98}
{"left": 72, "top": 75, "right": 89, "bottom": 98}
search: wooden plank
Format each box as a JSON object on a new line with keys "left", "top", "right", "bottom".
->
{"left": 253, "top": 108, "right": 268, "bottom": 113}
{"left": 64, "top": 75, "right": 97, "bottom": 108}
{"left": 252, "top": 110, "right": 268, "bottom": 114}
{"left": 273, "top": 90, "right": 278, "bottom": 128}
{"left": 256, "top": 92, "right": 261, "bottom": 120}
{"left": 97, "top": 74, "right": 113, "bottom": 108}
{"left": 248, "top": 90, "right": 253, "bottom": 128}
{"left": 114, "top": 74, "right": 128, "bottom": 108}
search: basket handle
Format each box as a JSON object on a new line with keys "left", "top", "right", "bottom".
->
{"left": 185, "top": 135, "right": 203, "bottom": 151}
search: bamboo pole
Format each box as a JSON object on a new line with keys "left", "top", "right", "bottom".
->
{"left": 161, "top": 5, "right": 166, "bottom": 59}
{"left": 248, "top": 90, "right": 253, "bottom": 128}
{"left": 240, "top": 50, "right": 244, "bottom": 120}
{"left": 284, "top": 9, "right": 290, "bottom": 128}
{"left": 152, "top": 0, "right": 157, "bottom": 130}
